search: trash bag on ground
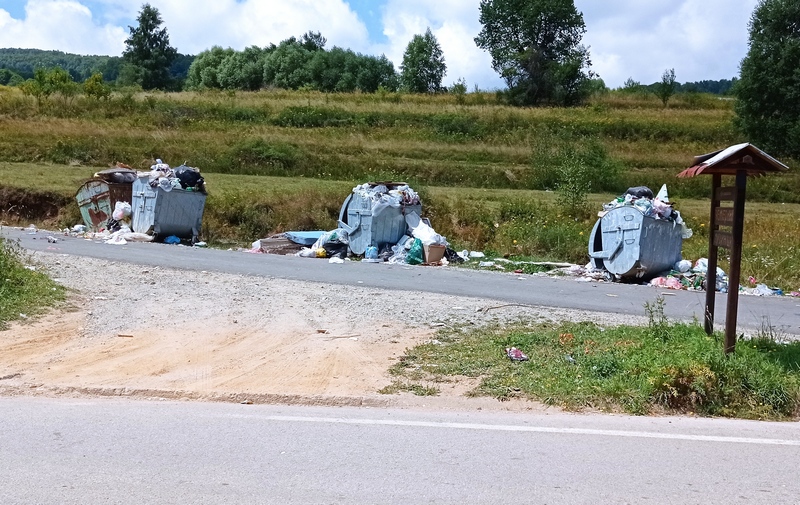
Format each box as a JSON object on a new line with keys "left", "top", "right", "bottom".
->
{"left": 407, "top": 238, "right": 424, "bottom": 265}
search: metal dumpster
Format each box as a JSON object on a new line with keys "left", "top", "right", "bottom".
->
{"left": 588, "top": 205, "right": 683, "bottom": 280}
{"left": 76, "top": 179, "right": 133, "bottom": 231}
{"left": 337, "top": 182, "right": 421, "bottom": 255}
{"left": 132, "top": 176, "right": 206, "bottom": 242}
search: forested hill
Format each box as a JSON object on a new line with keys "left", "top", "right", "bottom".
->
{"left": 0, "top": 48, "right": 193, "bottom": 82}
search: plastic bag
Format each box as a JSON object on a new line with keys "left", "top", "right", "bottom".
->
{"left": 112, "top": 201, "right": 132, "bottom": 221}
{"left": 405, "top": 212, "right": 447, "bottom": 246}
{"left": 387, "top": 245, "right": 408, "bottom": 264}
{"left": 407, "top": 238, "right": 424, "bottom": 265}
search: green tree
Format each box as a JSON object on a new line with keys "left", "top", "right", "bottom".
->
{"left": 474, "top": 0, "right": 592, "bottom": 106}
{"left": 19, "top": 68, "right": 54, "bottom": 106}
{"left": 84, "top": 72, "right": 111, "bottom": 100}
{"left": 47, "top": 67, "right": 79, "bottom": 105}
{"left": 185, "top": 46, "right": 235, "bottom": 89}
{"left": 735, "top": 0, "right": 800, "bottom": 157}
{"left": 0, "top": 68, "right": 24, "bottom": 86}
{"left": 400, "top": 28, "right": 446, "bottom": 93}
{"left": 262, "top": 38, "right": 314, "bottom": 90}
{"left": 653, "top": 68, "right": 677, "bottom": 107}
{"left": 218, "top": 46, "right": 266, "bottom": 90}
{"left": 122, "top": 4, "right": 178, "bottom": 90}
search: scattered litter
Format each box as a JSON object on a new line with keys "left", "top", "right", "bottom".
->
{"left": 193, "top": 241, "right": 207, "bottom": 248}
{"left": 240, "top": 400, "right": 253, "bottom": 405}
{"left": 117, "top": 334, "right": 134, "bottom": 338}
{"left": 564, "top": 354, "right": 577, "bottom": 365}
{"left": 478, "top": 261, "right": 495, "bottom": 268}
{"left": 24, "top": 266, "right": 36, "bottom": 271}
{"left": 47, "top": 236, "right": 58, "bottom": 243}
{"left": 469, "top": 251, "right": 485, "bottom": 258}
{"left": 25, "top": 225, "right": 38, "bottom": 234}
{"left": 506, "top": 347, "right": 529, "bottom": 362}
{"left": 164, "top": 235, "right": 181, "bottom": 245}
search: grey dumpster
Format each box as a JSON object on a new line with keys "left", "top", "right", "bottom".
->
{"left": 337, "top": 182, "right": 421, "bottom": 255}
{"left": 588, "top": 205, "right": 683, "bottom": 280}
{"left": 132, "top": 176, "right": 206, "bottom": 242}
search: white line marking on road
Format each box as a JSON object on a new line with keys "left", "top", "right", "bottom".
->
{"left": 255, "top": 415, "right": 800, "bottom": 446}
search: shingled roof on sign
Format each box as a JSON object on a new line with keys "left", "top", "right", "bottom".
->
{"left": 678, "top": 142, "right": 789, "bottom": 178}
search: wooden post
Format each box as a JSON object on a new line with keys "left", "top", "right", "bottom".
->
{"left": 704, "top": 174, "right": 721, "bottom": 335}
{"left": 724, "top": 170, "right": 747, "bottom": 354}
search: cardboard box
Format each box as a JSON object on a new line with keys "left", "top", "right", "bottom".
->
{"left": 423, "top": 244, "right": 446, "bottom": 264}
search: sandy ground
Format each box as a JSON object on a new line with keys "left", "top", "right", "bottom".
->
{"left": 0, "top": 250, "right": 641, "bottom": 411}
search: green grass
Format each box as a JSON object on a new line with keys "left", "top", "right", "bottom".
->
{"left": 386, "top": 299, "right": 800, "bottom": 420}
{"left": 0, "top": 236, "right": 66, "bottom": 329}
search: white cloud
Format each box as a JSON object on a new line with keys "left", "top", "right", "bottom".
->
{"left": 153, "top": 0, "right": 369, "bottom": 55}
{"left": 0, "top": 0, "right": 125, "bottom": 55}
{"left": 378, "top": 0, "right": 505, "bottom": 90}
{"left": 577, "top": 0, "right": 758, "bottom": 88}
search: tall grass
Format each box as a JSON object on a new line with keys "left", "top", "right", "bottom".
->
{"left": 2, "top": 85, "right": 794, "bottom": 202}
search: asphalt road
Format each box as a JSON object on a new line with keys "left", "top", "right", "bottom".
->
{"left": 5, "top": 226, "right": 800, "bottom": 335}
{"left": 1, "top": 397, "right": 799, "bottom": 505}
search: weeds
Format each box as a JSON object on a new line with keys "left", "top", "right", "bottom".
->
{"left": 0, "top": 237, "right": 65, "bottom": 329}
{"left": 385, "top": 317, "right": 800, "bottom": 420}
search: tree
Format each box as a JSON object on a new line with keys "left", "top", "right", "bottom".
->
{"left": 735, "top": 0, "right": 800, "bottom": 157}
{"left": 122, "top": 4, "right": 178, "bottom": 90}
{"left": 218, "top": 46, "right": 266, "bottom": 90}
{"left": 84, "top": 73, "right": 111, "bottom": 100}
{"left": 186, "top": 46, "right": 235, "bottom": 89}
{"left": 653, "top": 68, "right": 677, "bottom": 107}
{"left": 474, "top": 0, "right": 592, "bottom": 106}
{"left": 400, "top": 28, "right": 446, "bottom": 93}
{"left": 47, "top": 67, "right": 79, "bottom": 105}
{"left": 19, "top": 68, "right": 54, "bottom": 106}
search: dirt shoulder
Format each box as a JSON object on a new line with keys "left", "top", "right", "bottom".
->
{"left": 0, "top": 250, "right": 643, "bottom": 412}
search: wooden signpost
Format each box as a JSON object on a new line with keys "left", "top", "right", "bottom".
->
{"left": 678, "top": 143, "right": 787, "bottom": 354}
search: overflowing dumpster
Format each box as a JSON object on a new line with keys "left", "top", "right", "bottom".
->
{"left": 131, "top": 175, "right": 206, "bottom": 242}
{"left": 337, "top": 182, "right": 422, "bottom": 255}
{"left": 589, "top": 205, "right": 683, "bottom": 280}
{"left": 589, "top": 185, "right": 690, "bottom": 280}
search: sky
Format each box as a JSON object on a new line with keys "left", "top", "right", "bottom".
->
{"left": 0, "top": 0, "right": 759, "bottom": 90}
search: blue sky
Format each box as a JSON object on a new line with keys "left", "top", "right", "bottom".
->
{"left": 0, "top": 0, "right": 758, "bottom": 89}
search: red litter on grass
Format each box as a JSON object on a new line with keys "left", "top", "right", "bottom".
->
{"left": 506, "top": 347, "right": 529, "bottom": 362}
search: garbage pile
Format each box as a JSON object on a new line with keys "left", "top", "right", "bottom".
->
{"left": 648, "top": 258, "right": 729, "bottom": 292}
{"left": 72, "top": 158, "right": 208, "bottom": 246}
{"left": 601, "top": 184, "right": 692, "bottom": 239}
{"left": 351, "top": 182, "right": 421, "bottom": 211}
{"left": 269, "top": 182, "right": 456, "bottom": 265}
{"left": 146, "top": 159, "right": 207, "bottom": 193}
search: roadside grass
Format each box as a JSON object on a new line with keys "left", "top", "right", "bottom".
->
{"left": 384, "top": 298, "right": 800, "bottom": 420}
{"left": 0, "top": 236, "right": 65, "bottom": 329}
